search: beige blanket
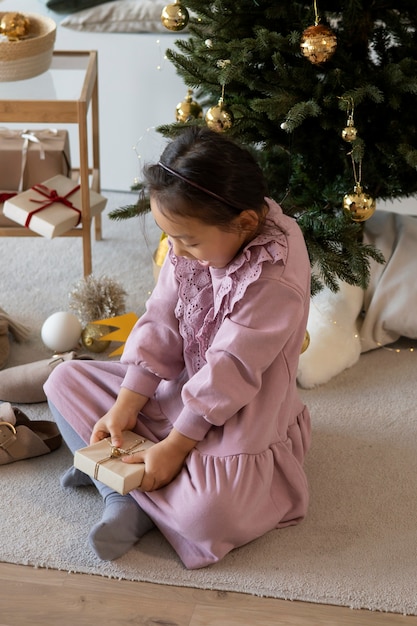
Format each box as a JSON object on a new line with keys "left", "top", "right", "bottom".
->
{"left": 361, "top": 211, "right": 417, "bottom": 352}
{"left": 297, "top": 210, "right": 417, "bottom": 388}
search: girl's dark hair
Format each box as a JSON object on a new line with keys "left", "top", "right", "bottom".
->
{"left": 143, "top": 127, "right": 268, "bottom": 229}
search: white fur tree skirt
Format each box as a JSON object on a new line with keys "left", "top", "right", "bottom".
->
{"left": 298, "top": 211, "right": 417, "bottom": 388}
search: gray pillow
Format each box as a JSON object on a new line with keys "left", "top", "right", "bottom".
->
{"left": 46, "top": 0, "right": 114, "bottom": 15}
{"left": 60, "top": 0, "right": 184, "bottom": 33}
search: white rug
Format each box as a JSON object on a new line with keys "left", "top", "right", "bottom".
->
{"left": 1, "top": 192, "right": 417, "bottom": 615}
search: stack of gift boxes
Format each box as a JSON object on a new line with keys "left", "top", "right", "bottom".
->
{"left": 0, "top": 128, "right": 107, "bottom": 237}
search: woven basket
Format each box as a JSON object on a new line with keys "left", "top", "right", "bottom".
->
{"left": 0, "top": 13, "right": 56, "bottom": 82}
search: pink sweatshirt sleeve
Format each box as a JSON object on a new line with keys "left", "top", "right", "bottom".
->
{"left": 119, "top": 254, "right": 185, "bottom": 396}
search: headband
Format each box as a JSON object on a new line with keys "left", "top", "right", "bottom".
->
{"left": 157, "top": 161, "right": 243, "bottom": 212}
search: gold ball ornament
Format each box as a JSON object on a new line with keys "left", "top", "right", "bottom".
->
{"left": 153, "top": 233, "right": 169, "bottom": 282}
{"left": 301, "top": 330, "right": 310, "bottom": 354}
{"left": 154, "top": 233, "right": 169, "bottom": 267}
{"left": 343, "top": 185, "right": 376, "bottom": 222}
{"left": 205, "top": 98, "right": 234, "bottom": 132}
{"left": 342, "top": 119, "right": 358, "bottom": 142}
{"left": 81, "top": 323, "right": 111, "bottom": 353}
{"left": 300, "top": 24, "right": 337, "bottom": 65}
{"left": 176, "top": 89, "right": 203, "bottom": 122}
{"left": 161, "top": 1, "right": 189, "bottom": 31}
{"left": 0, "top": 12, "right": 30, "bottom": 40}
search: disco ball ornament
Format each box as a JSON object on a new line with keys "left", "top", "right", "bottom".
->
{"left": 161, "top": 1, "right": 189, "bottom": 31}
{"left": 342, "top": 119, "right": 358, "bottom": 142}
{"left": 205, "top": 98, "right": 234, "bottom": 132}
{"left": 176, "top": 89, "right": 203, "bottom": 122}
{"left": 81, "top": 323, "right": 111, "bottom": 353}
{"left": 343, "top": 185, "right": 376, "bottom": 222}
{"left": 300, "top": 24, "right": 337, "bottom": 64}
{"left": 0, "top": 12, "right": 30, "bottom": 40}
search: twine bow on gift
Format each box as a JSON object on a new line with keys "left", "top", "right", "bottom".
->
{"left": 93, "top": 438, "right": 146, "bottom": 480}
{"left": 26, "top": 183, "right": 81, "bottom": 228}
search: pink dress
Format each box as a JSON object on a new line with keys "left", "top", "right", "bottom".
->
{"left": 45, "top": 198, "right": 312, "bottom": 569}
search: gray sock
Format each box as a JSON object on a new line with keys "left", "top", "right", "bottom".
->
{"left": 48, "top": 401, "right": 155, "bottom": 560}
{"left": 48, "top": 400, "right": 91, "bottom": 489}
{"left": 88, "top": 490, "right": 155, "bottom": 561}
{"left": 60, "top": 465, "right": 93, "bottom": 489}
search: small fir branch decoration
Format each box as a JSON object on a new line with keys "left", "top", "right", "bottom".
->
{"left": 108, "top": 182, "right": 150, "bottom": 221}
{"left": 69, "top": 275, "right": 127, "bottom": 326}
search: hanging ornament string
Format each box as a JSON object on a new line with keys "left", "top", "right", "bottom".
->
{"left": 341, "top": 97, "right": 358, "bottom": 143}
{"left": 313, "top": 0, "right": 320, "bottom": 27}
{"left": 349, "top": 149, "right": 362, "bottom": 191}
{"left": 205, "top": 60, "right": 234, "bottom": 132}
{"left": 340, "top": 97, "right": 376, "bottom": 222}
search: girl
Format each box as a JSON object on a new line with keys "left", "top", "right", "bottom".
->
{"left": 45, "top": 126, "right": 312, "bottom": 569}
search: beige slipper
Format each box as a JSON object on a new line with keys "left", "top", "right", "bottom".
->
{"left": 0, "top": 307, "right": 31, "bottom": 370}
{"left": 0, "top": 352, "right": 93, "bottom": 404}
{"left": 0, "top": 403, "right": 62, "bottom": 465}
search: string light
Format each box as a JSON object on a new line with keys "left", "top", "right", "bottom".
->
{"left": 308, "top": 298, "right": 361, "bottom": 341}
{"left": 155, "top": 39, "right": 168, "bottom": 71}
{"left": 309, "top": 299, "right": 416, "bottom": 354}
{"left": 375, "top": 342, "right": 415, "bottom": 353}
{"left": 132, "top": 127, "right": 157, "bottom": 161}
{"left": 131, "top": 126, "right": 158, "bottom": 186}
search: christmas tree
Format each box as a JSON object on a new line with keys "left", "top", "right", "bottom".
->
{"left": 115, "top": 0, "right": 417, "bottom": 294}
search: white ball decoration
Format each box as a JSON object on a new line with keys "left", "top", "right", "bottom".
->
{"left": 41, "top": 311, "right": 82, "bottom": 352}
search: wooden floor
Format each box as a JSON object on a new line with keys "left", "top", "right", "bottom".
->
{"left": 0, "top": 562, "right": 417, "bottom": 626}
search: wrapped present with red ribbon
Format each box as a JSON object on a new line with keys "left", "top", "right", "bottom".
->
{"left": 0, "top": 128, "right": 71, "bottom": 192}
{"left": 3, "top": 175, "right": 107, "bottom": 238}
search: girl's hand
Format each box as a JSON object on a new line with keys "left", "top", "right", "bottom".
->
{"left": 90, "top": 407, "right": 137, "bottom": 448}
{"left": 90, "top": 387, "right": 149, "bottom": 448}
{"left": 122, "top": 428, "right": 197, "bottom": 491}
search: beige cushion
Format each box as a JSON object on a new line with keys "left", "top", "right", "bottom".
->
{"left": 47, "top": 0, "right": 113, "bottom": 14}
{"left": 61, "top": 0, "right": 182, "bottom": 33}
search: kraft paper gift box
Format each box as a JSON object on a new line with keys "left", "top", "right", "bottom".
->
{"left": 74, "top": 431, "right": 155, "bottom": 495}
{"left": 0, "top": 194, "right": 20, "bottom": 227}
{"left": 0, "top": 129, "right": 71, "bottom": 192}
{"left": 3, "top": 175, "right": 107, "bottom": 238}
